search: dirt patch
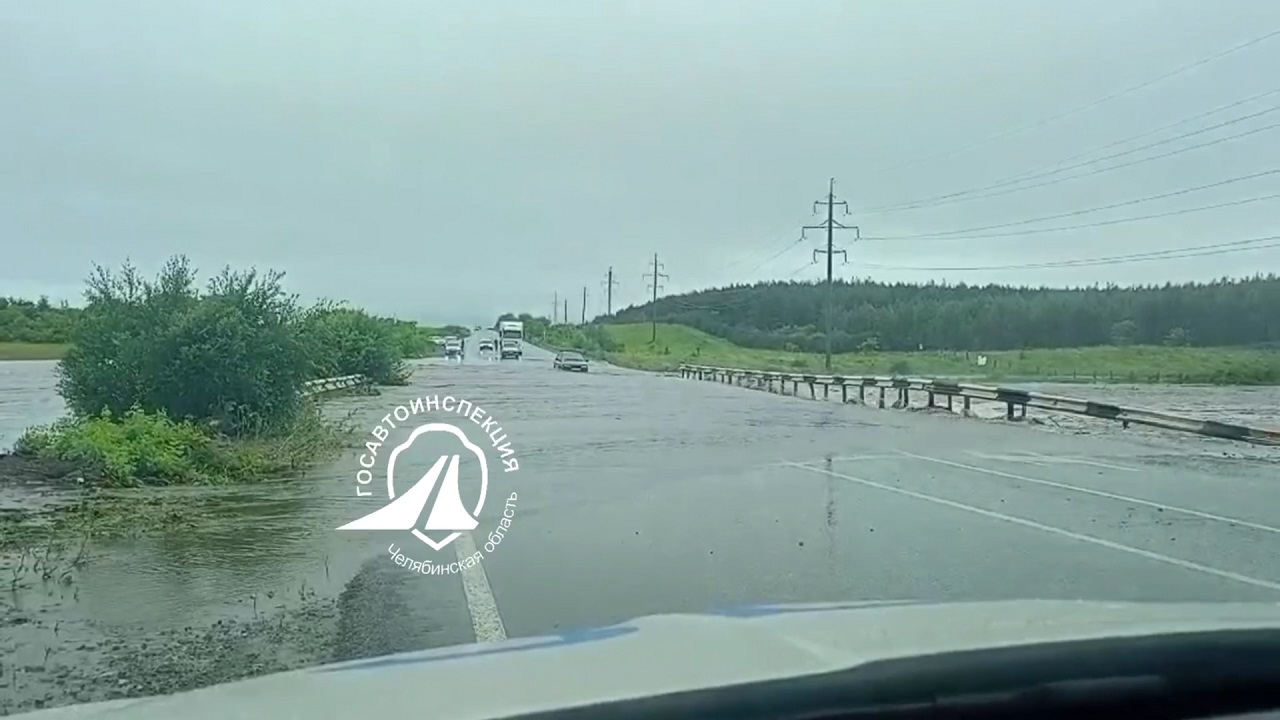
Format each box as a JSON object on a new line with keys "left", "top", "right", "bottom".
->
{"left": 0, "top": 596, "right": 343, "bottom": 716}
{"left": 0, "top": 454, "right": 87, "bottom": 488}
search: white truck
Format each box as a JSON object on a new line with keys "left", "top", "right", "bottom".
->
{"left": 443, "top": 336, "right": 462, "bottom": 360}
{"left": 497, "top": 320, "right": 523, "bottom": 360}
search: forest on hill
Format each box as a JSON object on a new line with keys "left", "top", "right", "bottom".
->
{"left": 605, "top": 275, "right": 1280, "bottom": 353}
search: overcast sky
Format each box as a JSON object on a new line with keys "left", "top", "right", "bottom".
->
{"left": 4, "top": 1, "right": 1280, "bottom": 326}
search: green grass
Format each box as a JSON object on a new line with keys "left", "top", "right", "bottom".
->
{"left": 14, "top": 404, "right": 352, "bottom": 487}
{"left": 0, "top": 342, "right": 70, "bottom": 360}
{"left": 596, "top": 323, "right": 1280, "bottom": 385}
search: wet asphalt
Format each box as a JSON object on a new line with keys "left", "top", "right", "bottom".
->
{"left": 333, "top": 337, "right": 1280, "bottom": 660}
{"left": 6, "top": 338, "right": 1280, "bottom": 713}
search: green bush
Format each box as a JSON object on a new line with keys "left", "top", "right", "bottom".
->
{"left": 18, "top": 408, "right": 234, "bottom": 485}
{"left": 298, "top": 303, "right": 411, "bottom": 385}
{"left": 56, "top": 257, "right": 312, "bottom": 436}
{"left": 18, "top": 255, "right": 427, "bottom": 486}
{"left": 541, "top": 324, "right": 621, "bottom": 357}
{"left": 15, "top": 405, "right": 347, "bottom": 487}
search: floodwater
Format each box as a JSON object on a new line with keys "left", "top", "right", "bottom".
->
{"left": 3, "top": 346, "right": 1280, "bottom": 714}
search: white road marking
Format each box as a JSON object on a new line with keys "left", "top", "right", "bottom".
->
{"left": 784, "top": 461, "right": 1280, "bottom": 593}
{"left": 775, "top": 454, "right": 898, "bottom": 465}
{"left": 899, "top": 451, "right": 1280, "bottom": 536}
{"left": 1023, "top": 451, "right": 1140, "bottom": 473}
{"left": 965, "top": 450, "right": 1139, "bottom": 473}
{"left": 967, "top": 450, "right": 1049, "bottom": 468}
{"left": 454, "top": 532, "right": 507, "bottom": 642}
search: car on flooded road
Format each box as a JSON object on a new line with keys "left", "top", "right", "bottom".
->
{"left": 478, "top": 338, "right": 495, "bottom": 353}
{"left": 552, "top": 350, "right": 589, "bottom": 372}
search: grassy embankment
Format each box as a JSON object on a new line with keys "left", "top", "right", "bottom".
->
{"left": 0, "top": 342, "right": 70, "bottom": 361}
{"left": 543, "top": 322, "right": 1280, "bottom": 385}
{"left": 0, "top": 257, "right": 439, "bottom": 554}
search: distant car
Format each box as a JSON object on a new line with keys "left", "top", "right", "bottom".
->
{"left": 478, "top": 339, "right": 495, "bottom": 352}
{"left": 444, "top": 340, "right": 462, "bottom": 358}
{"left": 553, "top": 350, "right": 589, "bottom": 372}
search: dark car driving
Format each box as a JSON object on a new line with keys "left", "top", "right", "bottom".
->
{"left": 552, "top": 350, "right": 589, "bottom": 372}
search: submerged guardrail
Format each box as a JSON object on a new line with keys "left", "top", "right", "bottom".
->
{"left": 301, "top": 374, "right": 371, "bottom": 397}
{"left": 678, "top": 364, "right": 1280, "bottom": 447}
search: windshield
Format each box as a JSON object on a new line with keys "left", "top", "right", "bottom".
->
{"left": 5, "top": 3, "right": 1280, "bottom": 718}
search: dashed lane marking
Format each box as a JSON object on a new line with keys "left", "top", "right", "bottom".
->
{"left": 455, "top": 532, "right": 507, "bottom": 642}
{"left": 899, "top": 451, "right": 1280, "bottom": 536}
{"left": 785, "top": 461, "right": 1280, "bottom": 594}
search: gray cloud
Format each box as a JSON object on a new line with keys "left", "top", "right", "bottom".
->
{"left": 4, "top": 1, "right": 1280, "bottom": 325}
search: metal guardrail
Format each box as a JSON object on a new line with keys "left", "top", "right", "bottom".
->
{"left": 301, "top": 374, "right": 371, "bottom": 397}
{"left": 678, "top": 364, "right": 1280, "bottom": 447}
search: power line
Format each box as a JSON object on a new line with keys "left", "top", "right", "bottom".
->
{"left": 802, "top": 179, "right": 860, "bottom": 371}
{"left": 864, "top": 101, "right": 1280, "bottom": 214}
{"left": 879, "top": 191, "right": 1280, "bottom": 243}
{"left": 861, "top": 168, "right": 1280, "bottom": 241}
{"left": 862, "top": 27, "right": 1280, "bottom": 179}
{"left": 994, "top": 86, "right": 1280, "bottom": 186}
{"left": 741, "top": 235, "right": 807, "bottom": 275}
{"left": 861, "top": 234, "right": 1280, "bottom": 272}
{"left": 863, "top": 119, "right": 1280, "bottom": 216}
{"left": 642, "top": 253, "right": 669, "bottom": 343}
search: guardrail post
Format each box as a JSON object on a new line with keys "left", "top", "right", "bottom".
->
{"left": 823, "top": 384, "right": 829, "bottom": 400}
{"left": 947, "top": 395, "right": 953, "bottom": 412}
{"left": 792, "top": 379, "right": 799, "bottom": 395}
{"left": 927, "top": 391, "right": 935, "bottom": 408}
{"left": 859, "top": 386, "right": 865, "bottom": 403}
{"left": 841, "top": 384, "right": 848, "bottom": 403}
{"left": 808, "top": 381, "right": 816, "bottom": 399}
{"left": 963, "top": 397, "right": 971, "bottom": 416}
{"left": 878, "top": 387, "right": 886, "bottom": 409}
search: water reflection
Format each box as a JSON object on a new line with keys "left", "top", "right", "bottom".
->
{"left": 0, "top": 360, "right": 65, "bottom": 450}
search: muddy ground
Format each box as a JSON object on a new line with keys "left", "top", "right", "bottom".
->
{"left": 0, "top": 556, "right": 436, "bottom": 715}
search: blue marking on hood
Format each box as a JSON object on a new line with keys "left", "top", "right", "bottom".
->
{"left": 316, "top": 624, "right": 638, "bottom": 673}
{"left": 706, "top": 600, "right": 923, "bottom": 617}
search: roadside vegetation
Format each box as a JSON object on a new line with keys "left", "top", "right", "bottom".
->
{"left": 6, "top": 255, "right": 435, "bottom": 489}
{"left": 526, "top": 321, "right": 1280, "bottom": 385}
{"left": 511, "top": 274, "right": 1280, "bottom": 384}
{"left": 608, "top": 275, "right": 1280, "bottom": 354}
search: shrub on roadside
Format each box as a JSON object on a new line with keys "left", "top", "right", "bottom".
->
{"left": 542, "top": 324, "right": 621, "bottom": 357}
{"left": 298, "top": 303, "right": 411, "bottom": 385}
{"left": 23, "top": 255, "right": 417, "bottom": 485}
{"left": 56, "top": 257, "right": 313, "bottom": 436}
{"left": 14, "top": 404, "right": 348, "bottom": 486}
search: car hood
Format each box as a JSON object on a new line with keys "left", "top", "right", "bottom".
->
{"left": 17, "top": 599, "right": 1280, "bottom": 720}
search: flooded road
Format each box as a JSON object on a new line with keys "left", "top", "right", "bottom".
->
{"left": 3, "top": 346, "right": 1280, "bottom": 714}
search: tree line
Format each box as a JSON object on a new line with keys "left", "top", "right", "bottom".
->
{"left": 604, "top": 275, "right": 1280, "bottom": 353}
{"left": 2, "top": 284, "right": 440, "bottom": 360}
{"left": 0, "top": 296, "right": 81, "bottom": 344}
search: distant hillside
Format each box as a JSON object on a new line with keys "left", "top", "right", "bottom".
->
{"left": 605, "top": 276, "right": 1280, "bottom": 353}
